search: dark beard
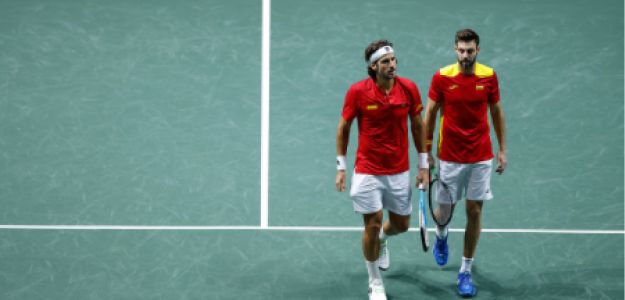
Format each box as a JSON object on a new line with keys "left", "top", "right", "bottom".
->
{"left": 459, "top": 59, "right": 475, "bottom": 73}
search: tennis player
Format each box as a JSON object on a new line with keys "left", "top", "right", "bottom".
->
{"left": 335, "top": 40, "right": 429, "bottom": 300}
{"left": 424, "top": 29, "right": 507, "bottom": 297}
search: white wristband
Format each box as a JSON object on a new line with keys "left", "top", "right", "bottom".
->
{"left": 336, "top": 156, "right": 347, "bottom": 171}
{"left": 418, "top": 153, "right": 429, "bottom": 169}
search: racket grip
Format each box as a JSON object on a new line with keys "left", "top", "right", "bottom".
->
{"left": 418, "top": 183, "right": 424, "bottom": 190}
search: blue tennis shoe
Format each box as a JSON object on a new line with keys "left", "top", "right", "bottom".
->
{"left": 457, "top": 271, "right": 477, "bottom": 297}
{"left": 433, "top": 235, "right": 448, "bottom": 266}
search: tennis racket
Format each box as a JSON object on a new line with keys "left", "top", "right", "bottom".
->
{"left": 417, "top": 183, "right": 429, "bottom": 252}
{"left": 428, "top": 168, "right": 455, "bottom": 227}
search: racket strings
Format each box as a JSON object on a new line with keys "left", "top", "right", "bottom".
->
{"left": 429, "top": 174, "right": 455, "bottom": 227}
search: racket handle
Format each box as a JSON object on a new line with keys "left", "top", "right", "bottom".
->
{"left": 418, "top": 183, "right": 424, "bottom": 190}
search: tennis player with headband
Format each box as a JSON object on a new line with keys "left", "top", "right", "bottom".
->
{"left": 335, "top": 40, "right": 429, "bottom": 300}
{"left": 424, "top": 29, "right": 507, "bottom": 297}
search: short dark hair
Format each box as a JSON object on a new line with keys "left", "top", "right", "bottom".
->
{"left": 364, "top": 39, "right": 393, "bottom": 79}
{"left": 455, "top": 29, "right": 479, "bottom": 46}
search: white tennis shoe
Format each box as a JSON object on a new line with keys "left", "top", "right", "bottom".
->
{"left": 368, "top": 279, "right": 387, "bottom": 300}
{"left": 378, "top": 240, "right": 389, "bottom": 271}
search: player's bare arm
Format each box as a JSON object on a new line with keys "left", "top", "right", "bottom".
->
{"left": 424, "top": 98, "right": 441, "bottom": 168}
{"left": 489, "top": 101, "right": 507, "bottom": 174}
{"left": 410, "top": 113, "right": 429, "bottom": 188}
{"left": 335, "top": 117, "right": 353, "bottom": 191}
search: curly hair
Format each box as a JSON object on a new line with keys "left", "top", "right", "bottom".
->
{"left": 364, "top": 39, "right": 393, "bottom": 80}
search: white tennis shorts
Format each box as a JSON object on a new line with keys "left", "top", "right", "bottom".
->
{"left": 349, "top": 170, "right": 412, "bottom": 216}
{"left": 436, "top": 159, "right": 493, "bottom": 204}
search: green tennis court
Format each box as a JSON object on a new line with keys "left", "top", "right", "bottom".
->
{"left": 1, "top": 0, "right": 623, "bottom": 299}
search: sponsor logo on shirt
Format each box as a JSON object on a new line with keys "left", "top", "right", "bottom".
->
{"left": 448, "top": 84, "right": 459, "bottom": 90}
{"left": 366, "top": 104, "right": 379, "bottom": 110}
{"left": 476, "top": 85, "right": 484, "bottom": 90}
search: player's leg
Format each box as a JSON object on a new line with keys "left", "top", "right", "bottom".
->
{"left": 462, "top": 159, "right": 493, "bottom": 264}
{"left": 362, "top": 211, "right": 387, "bottom": 300}
{"left": 463, "top": 199, "right": 483, "bottom": 263}
{"left": 382, "top": 170, "right": 412, "bottom": 236}
{"left": 458, "top": 160, "right": 493, "bottom": 297}
{"left": 377, "top": 211, "right": 410, "bottom": 271}
{"left": 363, "top": 211, "right": 384, "bottom": 262}
{"left": 434, "top": 160, "right": 466, "bottom": 266}
{"left": 384, "top": 211, "right": 410, "bottom": 235}
{"left": 377, "top": 171, "right": 412, "bottom": 271}
{"left": 457, "top": 200, "right": 482, "bottom": 297}
{"left": 350, "top": 172, "right": 387, "bottom": 300}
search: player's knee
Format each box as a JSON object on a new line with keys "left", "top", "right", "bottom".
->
{"left": 364, "top": 223, "right": 382, "bottom": 236}
{"left": 396, "top": 224, "right": 409, "bottom": 233}
{"left": 466, "top": 205, "right": 482, "bottom": 220}
{"left": 364, "top": 214, "right": 383, "bottom": 233}
{"left": 393, "top": 220, "right": 410, "bottom": 233}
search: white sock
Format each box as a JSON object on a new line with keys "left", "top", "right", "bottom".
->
{"left": 366, "top": 260, "right": 383, "bottom": 284}
{"left": 460, "top": 256, "right": 474, "bottom": 273}
{"left": 436, "top": 225, "right": 448, "bottom": 239}
{"left": 379, "top": 228, "right": 388, "bottom": 242}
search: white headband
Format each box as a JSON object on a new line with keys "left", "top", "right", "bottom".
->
{"left": 368, "top": 46, "right": 394, "bottom": 66}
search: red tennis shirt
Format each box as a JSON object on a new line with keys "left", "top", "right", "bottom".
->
{"left": 428, "top": 62, "right": 500, "bottom": 163}
{"left": 342, "top": 76, "right": 423, "bottom": 175}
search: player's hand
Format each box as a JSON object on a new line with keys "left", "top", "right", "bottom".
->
{"left": 416, "top": 168, "right": 429, "bottom": 190}
{"left": 496, "top": 150, "right": 507, "bottom": 174}
{"left": 336, "top": 170, "right": 346, "bottom": 192}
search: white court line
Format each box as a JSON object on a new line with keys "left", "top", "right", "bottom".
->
{"left": 0, "top": 225, "right": 622, "bottom": 234}
{"left": 260, "top": 0, "right": 271, "bottom": 228}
